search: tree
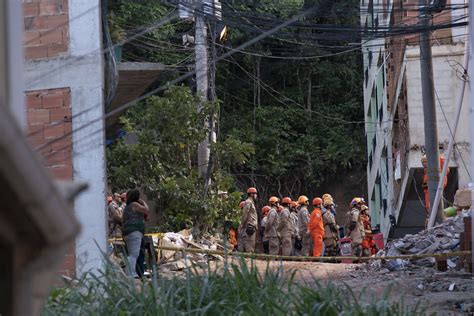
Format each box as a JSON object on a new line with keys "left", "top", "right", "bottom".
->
{"left": 107, "top": 86, "right": 253, "bottom": 233}
{"left": 107, "top": 0, "right": 365, "bottom": 231}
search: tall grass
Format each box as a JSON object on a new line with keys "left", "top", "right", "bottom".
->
{"left": 43, "top": 257, "right": 424, "bottom": 315}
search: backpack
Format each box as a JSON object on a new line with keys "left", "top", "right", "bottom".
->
{"left": 344, "top": 210, "right": 353, "bottom": 234}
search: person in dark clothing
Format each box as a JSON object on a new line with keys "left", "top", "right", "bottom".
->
{"left": 122, "top": 189, "right": 149, "bottom": 278}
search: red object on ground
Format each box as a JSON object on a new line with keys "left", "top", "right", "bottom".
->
{"left": 340, "top": 237, "right": 353, "bottom": 263}
{"left": 373, "top": 233, "right": 384, "bottom": 251}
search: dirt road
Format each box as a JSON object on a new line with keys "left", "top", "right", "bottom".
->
{"left": 210, "top": 258, "right": 474, "bottom": 314}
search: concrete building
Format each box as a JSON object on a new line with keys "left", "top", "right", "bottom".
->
{"left": 23, "top": 0, "right": 107, "bottom": 277}
{"left": 1, "top": 1, "right": 80, "bottom": 314}
{"left": 21, "top": 0, "right": 166, "bottom": 277}
{"left": 361, "top": 0, "right": 470, "bottom": 239}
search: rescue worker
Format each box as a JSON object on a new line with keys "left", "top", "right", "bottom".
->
{"left": 239, "top": 187, "right": 258, "bottom": 253}
{"left": 236, "top": 201, "right": 246, "bottom": 251}
{"left": 261, "top": 205, "right": 271, "bottom": 254}
{"left": 289, "top": 201, "right": 300, "bottom": 256}
{"left": 120, "top": 192, "right": 127, "bottom": 212}
{"left": 322, "top": 193, "right": 337, "bottom": 217}
{"left": 322, "top": 197, "right": 340, "bottom": 257}
{"left": 108, "top": 194, "right": 122, "bottom": 238}
{"left": 297, "top": 195, "right": 311, "bottom": 256}
{"left": 345, "top": 198, "right": 365, "bottom": 257}
{"left": 421, "top": 154, "right": 449, "bottom": 224}
{"left": 308, "top": 197, "right": 324, "bottom": 257}
{"left": 278, "top": 197, "right": 293, "bottom": 256}
{"left": 265, "top": 196, "right": 280, "bottom": 255}
{"left": 360, "top": 204, "right": 377, "bottom": 256}
{"left": 229, "top": 223, "right": 238, "bottom": 250}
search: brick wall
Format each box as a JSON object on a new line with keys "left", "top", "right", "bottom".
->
{"left": 23, "top": 0, "right": 69, "bottom": 59}
{"left": 403, "top": 0, "right": 453, "bottom": 45}
{"left": 26, "top": 87, "right": 75, "bottom": 277}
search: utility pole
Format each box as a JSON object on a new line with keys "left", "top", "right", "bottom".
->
{"left": 468, "top": 0, "right": 474, "bottom": 275}
{"left": 419, "top": 0, "right": 443, "bottom": 224}
{"left": 194, "top": 2, "right": 211, "bottom": 178}
{"left": 179, "top": 0, "right": 219, "bottom": 179}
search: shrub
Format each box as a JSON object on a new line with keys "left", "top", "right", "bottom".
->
{"left": 43, "top": 257, "right": 423, "bottom": 315}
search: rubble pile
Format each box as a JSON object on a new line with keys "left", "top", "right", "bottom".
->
{"left": 372, "top": 214, "right": 467, "bottom": 271}
{"left": 155, "top": 230, "right": 226, "bottom": 276}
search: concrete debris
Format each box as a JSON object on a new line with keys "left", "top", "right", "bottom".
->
{"left": 160, "top": 259, "right": 192, "bottom": 271}
{"left": 373, "top": 214, "right": 468, "bottom": 271}
{"left": 448, "top": 283, "right": 455, "bottom": 292}
{"left": 155, "top": 230, "right": 226, "bottom": 274}
{"left": 461, "top": 303, "right": 474, "bottom": 313}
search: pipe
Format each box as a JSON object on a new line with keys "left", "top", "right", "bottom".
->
{"left": 427, "top": 39, "right": 469, "bottom": 228}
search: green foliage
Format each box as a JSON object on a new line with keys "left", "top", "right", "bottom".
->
{"left": 108, "top": 0, "right": 191, "bottom": 64}
{"left": 217, "top": 0, "right": 365, "bottom": 197}
{"left": 43, "top": 258, "right": 424, "bottom": 315}
{"left": 108, "top": 0, "right": 366, "bottom": 226}
{"left": 107, "top": 86, "right": 253, "bottom": 232}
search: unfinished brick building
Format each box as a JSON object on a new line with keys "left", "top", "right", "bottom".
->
{"left": 23, "top": 0, "right": 107, "bottom": 277}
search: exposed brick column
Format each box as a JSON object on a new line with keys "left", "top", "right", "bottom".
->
{"left": 26, "top": 87, "right": 75, "bottom": 277}
{"left": 23, "top": 0, "right": 69, "bottom": 59}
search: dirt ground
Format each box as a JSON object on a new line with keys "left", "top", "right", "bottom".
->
{"left": 206, "top": 258, "right": 474, "bottom": 315}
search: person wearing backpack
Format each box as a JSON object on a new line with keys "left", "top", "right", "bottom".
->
{"left": 322, "top": 198, "right": 340, "bottom": 257}
{"left": 297, "top": 195, "right": 311, "bottom": 257}
{"left": 278, "top": 197, "right": 293, "bottom": 256}
{"left": 239, "top": 187, "right": 258, "bottom": 253}
{"left": 265, "top": 196, "right": 280, "bottom": 255}
{"left": 289, "top": 201, "right": 300, "bottom": 256}
{"left": 345, "top": 197, "right": 365, "bottom": 257}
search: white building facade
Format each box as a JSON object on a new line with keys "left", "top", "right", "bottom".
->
{"left": 361, "top": 0, "right": 469, "bottom": 239}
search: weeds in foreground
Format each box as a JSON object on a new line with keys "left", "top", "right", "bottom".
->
{"left": 43, "top": 257, "right": 424, "bottom": 315}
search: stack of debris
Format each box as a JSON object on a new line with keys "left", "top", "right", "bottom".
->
{"left": 155, "top": 230, "right": 226, "bottom": 276}
{"left": 372, "top": 214, "right": 469, "bottom": 272}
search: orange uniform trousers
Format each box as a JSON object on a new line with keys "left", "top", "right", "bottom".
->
{"left": 308, "top": 208, "right": 324, "bottom": 257}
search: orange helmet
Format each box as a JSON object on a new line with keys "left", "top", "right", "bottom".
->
{"left": 262, "top": 205, "right": 271, "bottom": 215}
{"left": 297, "top": 195, "right": 309, "bottom": 205}
{"left": 239, "top": 201, "right": 245, "bottom": 209}
{"left": 269, "top": 196, "right": 280, "bottom": 204}
{"left": 281, "top": 197, "right": 292, "bottom": 205}
{"left": 312, "top": 197, "right": 323, "bottom": 206}
{"left": 290, "top": 201, "right": 298, "bottom": 208}
{"left": 247, "top": 187, "right": 257, "bottom": 194}
{"left": 107, "top": 196, "right": 113, "bottom": 204}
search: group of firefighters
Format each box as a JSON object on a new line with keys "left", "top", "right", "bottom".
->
{"left": 235, "top": 187, "right": 378, "bottom": 258}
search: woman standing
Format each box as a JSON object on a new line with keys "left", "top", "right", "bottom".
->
{"left": 122, "top": 189, "right": 149, "bottom": 278}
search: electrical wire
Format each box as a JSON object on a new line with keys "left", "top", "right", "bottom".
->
{"left": 34, "top": 3, "right": 325, "bottom": 153}
{"left": 425, "top": 35, "right": 472, "bottom": 180}
{"left": 27, "top": 10, "right": 180, "bottom": 88}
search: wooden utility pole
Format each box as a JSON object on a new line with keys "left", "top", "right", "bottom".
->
{"left": 195, "top": 3, "right": 211, "bottom": 178}
{"left": 419, "top": 0, "right": 443, "bottom": 224}
{"left": 468, "top": 0, "right": 474, "bottom": 274}
{"left": 180, "top": 0, "right": 220, "bottom": 179}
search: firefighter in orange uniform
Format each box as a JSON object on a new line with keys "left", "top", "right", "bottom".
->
{"left": 360, "top": 204, "right": 376, "bottom": 256}
{"left": 308, "top": 197, "right": 324, "bottom": 257}
{"left": 421, "top": 154, "right": 449, "bottom": 217}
